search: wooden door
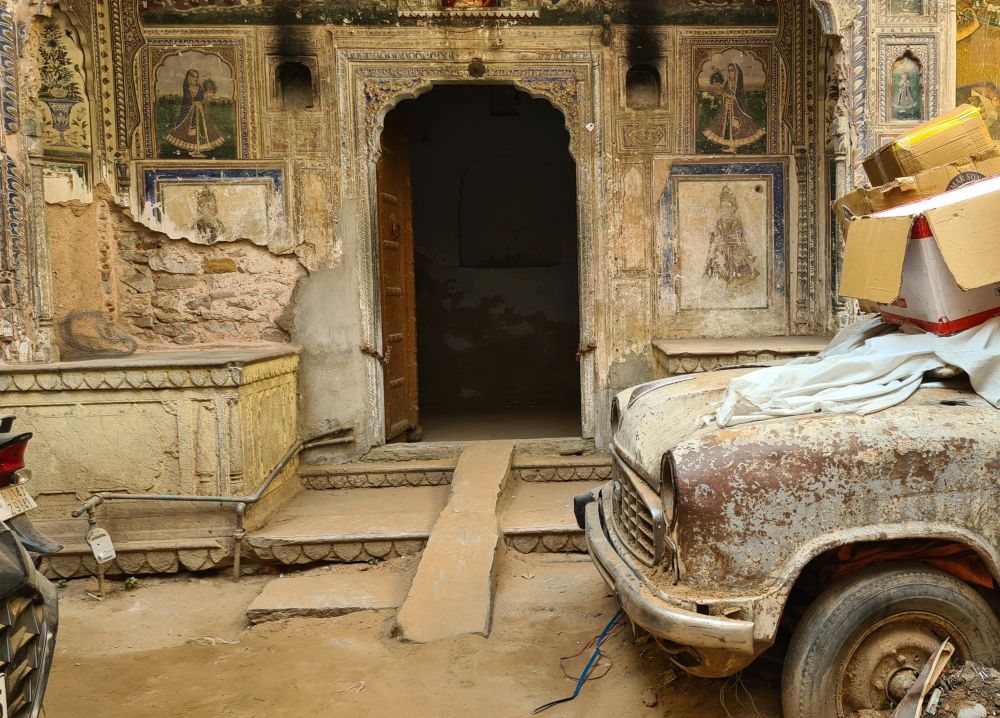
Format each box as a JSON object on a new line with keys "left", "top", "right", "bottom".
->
{"left": 376, "top": 111, "right": 419, "bottom": 442}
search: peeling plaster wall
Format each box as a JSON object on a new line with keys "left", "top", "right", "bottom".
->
{"left": 290, "top": 262, "right": 369, "bottom": 452}
{"left": 47, "top": 199, "right": 107, "bottom": 328}
{"left": 112, "top": 212, "right": 304, "bottom": 346}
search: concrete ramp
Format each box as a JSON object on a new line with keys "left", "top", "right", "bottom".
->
{"left": 393, "top": 441, "right": 514, "bottom": 643}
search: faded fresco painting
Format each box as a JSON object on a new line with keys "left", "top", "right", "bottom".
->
{"left": 154, "top": 51, "right": 237, "bottom": 159}
{"left": 695, "top": 48, "right": 768, "bottom": 155}
{"left": 38, "top": 9, "right": 91, "bottom": 158}
{"left": 891, "top": 52, "right": 923, "bottom": 121}
{"left": 889, "top": 0, "right": 924, "bottom": 14}
{"left": 675, "top": 178, "right": 769, "bottom": 310}
{"left": 159, "top": 182, "right": 277, "bottom": 245}
{"left": 957, "top": 1, "right": 1000, "bottom": 139}
{"left": 142, "top": 167, "right": 286, "bottom": 249}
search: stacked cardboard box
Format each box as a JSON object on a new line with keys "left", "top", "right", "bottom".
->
{"left": 837, "top": 105, "right": 1000, "bottom": 336}
{"left": 833, "top": 148, "right": 1000, "bottom": 241}
{"left": 862, "top": 105, "right": 995, "bottom": 186}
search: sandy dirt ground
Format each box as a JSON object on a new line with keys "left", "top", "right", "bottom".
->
{"left": 44, "top": 552, "right": 780, "bottom": 717}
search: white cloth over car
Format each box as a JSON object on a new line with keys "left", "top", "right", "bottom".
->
{"left": 714, "top": 316, "right": 1000, "bottom": 427}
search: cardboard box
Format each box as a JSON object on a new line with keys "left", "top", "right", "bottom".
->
{"left": 863, "top": 105, "right": 995, "bottom": 186}
{"left": 839, "top": 175, "right": 1000, "bottom": 335}
{"left": 833, "top": 148, "right": 1000, "bottom": 240}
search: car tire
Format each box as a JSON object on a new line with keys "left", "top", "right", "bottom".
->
{"left": 781, "top": 562, "right": 1000, "bottom": 718}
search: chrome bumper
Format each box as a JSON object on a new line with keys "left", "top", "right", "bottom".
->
{"left": 584, "top": 493, "right": 755, "bottom": 655}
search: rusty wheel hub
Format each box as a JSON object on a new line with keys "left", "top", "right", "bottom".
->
{"left": 837, "top": 612, "right": 963, "bottom": 712}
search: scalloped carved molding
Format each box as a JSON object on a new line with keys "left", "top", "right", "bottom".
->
{"left": 0, "top": 354, "right": 299, "bottom": 392}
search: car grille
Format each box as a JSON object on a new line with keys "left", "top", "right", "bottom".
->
{"left": 611, "top": 454, "right": 664, "bottom": 566}
{"left": 0, "top": 590, "right": 47, "bottom": 718}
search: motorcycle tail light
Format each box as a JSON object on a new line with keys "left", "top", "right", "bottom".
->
{"left": 0, "top": 434, "right": 31, "bottom": 486}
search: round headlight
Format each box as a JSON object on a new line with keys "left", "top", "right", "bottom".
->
{"left": 659, "top": 452, "right": 678, "bottom": 528}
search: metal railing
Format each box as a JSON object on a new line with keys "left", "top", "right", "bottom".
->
{"left": 71, "top": 429, "right": 353, "bottom": 586}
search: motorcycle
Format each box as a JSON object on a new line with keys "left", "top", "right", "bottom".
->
{"left": 0, "top": 414, "right": 60, "bottom": 718}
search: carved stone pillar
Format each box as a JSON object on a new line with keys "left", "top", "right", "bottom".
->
{"left": 824, "top": 36, "right": 855, "bottom": 328}
{"left": 22, "top": 102, "right": 57, "bottom": 361}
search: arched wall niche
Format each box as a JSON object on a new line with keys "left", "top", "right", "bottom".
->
{"left": 809, "top": 0, "right": 848, "bottom": 36}
{"left": 890, "top": 50, "right": 923, "bottom": 122}
{"left": 625, "top": 64, "right": 661, "bottom": 110}
{"left": 277, "top": 61, "right": 316, "bottom": 109}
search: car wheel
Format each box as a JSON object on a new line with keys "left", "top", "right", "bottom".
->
{"left": 781, "top": 562, "right": 1000, "bottom": 718}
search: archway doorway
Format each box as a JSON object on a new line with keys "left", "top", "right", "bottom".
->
{"left": 377, "top": 84, "right": 581, "bottom": 442}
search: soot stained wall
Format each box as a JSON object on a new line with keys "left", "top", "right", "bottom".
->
{"left": 400, "top": 85, "right": 579, "bottom": 410}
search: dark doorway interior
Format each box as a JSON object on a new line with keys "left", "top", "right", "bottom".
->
{"left": 394, "top": 85, "right": 581, "bottom": 441}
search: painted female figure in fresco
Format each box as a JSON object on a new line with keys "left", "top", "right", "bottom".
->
{"left": 164, "top": 69, "right": 225, "bottom": 157}
{"left": 193, "top": 185, "right": 227, "bottom": 243}
{"left": 704, "top": 185, "right": 759, "bottom": 287}
{"left": 702, "top": 62, "right": 766, "bottom": 154}
{"left": 891, "top": 54, "right": 923, "bottom": 121}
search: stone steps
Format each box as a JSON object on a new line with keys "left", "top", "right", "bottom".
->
{"left": 242, "top": 476, "right": 600, "bottom": 567}
{"left": 300, "top": 458, "right": 457, "bottom": 490}
{"left": 40, "top": 537, "right": 232, "bottom": 579}
{"left": 502, "top": 480, "right": 600, "bottom": 554}
{"left": 299, "top": 452, "right": 611, "bottom": 490}
{"left": 514, "top": 454, "right": 612, "bottom": 482}
{"left": 247, "top": 563, "right": 415, "bottom": 624}
{"left": 243, "top": 448, "right": 605, "bottom": 634}
{"left": 356, "top": 436, "right": 596, "bottom": 462}
{"left": 244, "top": 485, "right": 449, "bottom": 565}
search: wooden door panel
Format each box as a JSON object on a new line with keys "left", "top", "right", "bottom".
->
{"left": 376, "top": 111, "right": 419, "bottom": 441}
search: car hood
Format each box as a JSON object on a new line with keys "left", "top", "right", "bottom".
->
{"left": 612, "top": 367, "right": 758, "bottom": 489}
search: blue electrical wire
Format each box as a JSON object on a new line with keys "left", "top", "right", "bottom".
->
{"left": 532, "top": 608, "right": 624, "bottom": 714}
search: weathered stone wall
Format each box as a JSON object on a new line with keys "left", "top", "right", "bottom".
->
{"left": 0, "top": 0, "right": 956, "bottom": 454}
{"left": 113, "top": 215, "right": 303, "bottom": 346}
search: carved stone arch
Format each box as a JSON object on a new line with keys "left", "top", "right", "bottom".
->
{"left": 809, "top": 0, "right": 848, "bottom": 37}
{"left": 361, "top": 77, "right": 434, "bottom": 160}
{"left": 362, "top": 75, "right": 584, "bottom": 164}
{"left": 341, "top": 52, "right": 599, "bottom": 445}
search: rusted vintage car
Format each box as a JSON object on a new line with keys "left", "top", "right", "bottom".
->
{"left": 578, "top": 367, "right": 1000, "bottom": 718}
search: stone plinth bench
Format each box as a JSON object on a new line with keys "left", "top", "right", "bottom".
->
{"left": 0, "top": 344, "right": 299, "bottom": 577}
{"left": 652, "top": 336, "right": 831, "bottom": 377}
